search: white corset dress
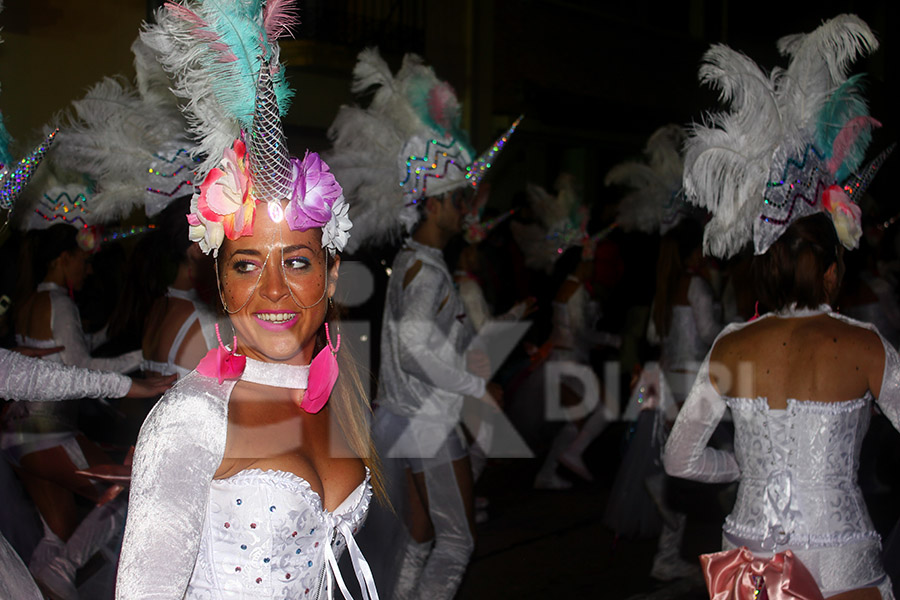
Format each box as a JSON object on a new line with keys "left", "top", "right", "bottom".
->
{"left": 664, "top": 309, "right": 900, "bottom": 597}
{"left": 723, "top": 397, "right": 876, "bottom": 550}
{"left": 187, "top": 469, "right": 371, "bottom": 599}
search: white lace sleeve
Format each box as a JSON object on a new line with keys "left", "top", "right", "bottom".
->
{"left": 688, "top": 276, "right": 723, "bottom": 346}
{"left": 663, "top": 348, "right": 740, "bottom": 482}
{"left": 875, "top": 331, "right": 900, "bottom": 431}
{"left": 50, "top": 292, "right": 142, "bottom": 373}
{"left": 116, "top": 374, "right": 230, "bottom": 599}
{"left": 0, "top": 348, "right": 131, "bottom": 400}
{"left": 398, "top": 264, "right": 486, "bottom": 399}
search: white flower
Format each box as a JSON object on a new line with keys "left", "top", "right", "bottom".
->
{"left": 188, "top": 194, "right": 226, "bottom": 256}
{"left": 321, "top": 195, "right": 352, "bottom": 254}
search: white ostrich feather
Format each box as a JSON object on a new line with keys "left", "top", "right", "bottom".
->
{"left": 607, "top": 124, "right": 686, "bottom": 233}
{"left": 49, "top": 38, "right": 196, "bottom": 222}
{"left": 326, "top": 47, "right": 476, "bottom": 252}
{"left": 510, "top": 176, "right": 589, "bottom": 272}
{"left": 140, "top": 7, "right": 238, "bottom": 182}
{"left": 682, "top": 14, "right": 878, "bottom": 258}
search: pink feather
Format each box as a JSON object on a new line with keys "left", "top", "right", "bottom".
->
{"left": 263, "top": 0, "right": 300, "bottom": 40}
{"left": 165, "top": 3, "right": 207, "bottom": 28}
{"left": 827, "top": 115, "right": 881, "bottom": 175}
{"left": 427, "top": 82, "right": 459, "bottom": 131}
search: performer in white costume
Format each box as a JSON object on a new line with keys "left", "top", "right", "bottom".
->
{"left": 664, "top": 14, "right": 897, "bottom": 599}
{"left": 604, "top": 125, "right": 720, "bottom": 579}
{"left": 117, "top": 2, "right": 381, "bottom": 599}
{"left": 0, "top": 348, "right": 172, "bottom": 600}
{"left": 510, "top": 176, "right": 619, "bottom": 489}
{"left": 141, "top": 197, "right": 219, "bottom": 378}
{"left": 0, "top": 66, "right": 171, "bottom": 596}
{"left": 326, "top": 49, "right": 519, "bottom": 600}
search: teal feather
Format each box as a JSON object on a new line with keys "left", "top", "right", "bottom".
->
{"left": 816, "top": 74, "right": 871, "bottom": 181}
{"left": 0, "top": 110, "right": 13, "bottom": 168}
{"left": 195, "top": 0, "right": 292, "bottom": 127}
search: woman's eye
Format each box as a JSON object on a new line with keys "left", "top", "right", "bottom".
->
{"left": 284, "top": 257, "right": 311, "bottom": 271}
{"left": 233, "top": 260, "right": 258, "bottom": 274}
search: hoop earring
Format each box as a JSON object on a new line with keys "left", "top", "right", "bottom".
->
{"left": 196, "top": 322, "right": 246, "bottom": 384}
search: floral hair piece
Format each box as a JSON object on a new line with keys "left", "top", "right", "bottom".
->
{"left": 187, "top": 141, "right": 351, "bottom": 256}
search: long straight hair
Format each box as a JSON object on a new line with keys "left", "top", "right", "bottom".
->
{"left": 314, "top": 300, "right": 386, "bottom": 505}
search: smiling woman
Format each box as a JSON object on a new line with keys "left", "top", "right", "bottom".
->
{"left": 115, "top": 2, "right": 381, "bottom": 599}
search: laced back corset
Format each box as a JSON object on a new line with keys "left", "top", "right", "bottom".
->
{"left": 724, "top": 396, "right": 876, "bottom": 550}
{"left": 187, "top": 469, "right": 371, "bottom": 599}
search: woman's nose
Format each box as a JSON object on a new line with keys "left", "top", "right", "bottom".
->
{"left": 259, "top": 259, "right": 289, "bottom": 302}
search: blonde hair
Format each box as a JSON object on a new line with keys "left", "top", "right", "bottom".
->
{"left": 316, "top": 302, "right": 387, "bottom": 505}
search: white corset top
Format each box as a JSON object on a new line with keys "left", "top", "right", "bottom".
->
{"left": 723, "top": 397, "right": 877, "bottom": 550}
{"left": 186, "top": 468, "right": 374, "bottom": 599}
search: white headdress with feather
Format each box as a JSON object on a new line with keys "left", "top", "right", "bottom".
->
{"left": 326, "top": 48, "right": 520, "bottom": 253}
{"left": 606, "top": 124, "right": 691, "bottom": 235}
{"left": 40, "top": 37, "right": 198, "bottom": 225}
{"left": 511, "top": 174, "right": 615, "bottom": 273}
{"left": 142, "top": 0, "right": 352, "bottom": 257}
{"left": 683, "top": 14, "right": 888, "bottom": 258}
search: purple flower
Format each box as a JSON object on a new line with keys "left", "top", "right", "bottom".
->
{"left": 285, "top": 151, "right": 343, "bottom": 232}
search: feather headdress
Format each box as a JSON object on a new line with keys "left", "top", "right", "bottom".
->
{"left": 46, "top": 38, "right": 198, "bottom": 223}
{"left": 683, "top": 14, "right": 887, "bottom": 258}
{"left": 140, "top": 0, "right": 294, "bottom": 183}
{"left": 510, "top": 174, "right": 612, "bottom": 273}
{"left": 606, "top": 124, "right": 695, "bottom": 235}
{"left": 326, "top": 48, "right": 520, "bottom": 253}
{"left": 143, "top": 0, "right": 351, "bottom": 256}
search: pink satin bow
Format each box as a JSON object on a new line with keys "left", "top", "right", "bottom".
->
{"left": 700, "top": 547, "right": 824, "bottom": 600}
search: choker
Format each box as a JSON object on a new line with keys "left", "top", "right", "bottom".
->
{"left": 239, "top": 356, "right": 309, "bottom": 390}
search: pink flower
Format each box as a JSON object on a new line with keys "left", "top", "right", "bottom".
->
{"left": 285, "top": 151, "right": 343, "bottom": 232}
{"left": 76, "top": 226, "right": 101, "bottom": 253}
{"left": 196, "top": 140, "right": 256, "bottom": 241}
{"left": 822, "top": 184, "right": 862, "bottom": 250}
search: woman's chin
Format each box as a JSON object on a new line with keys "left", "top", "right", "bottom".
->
{"left": 242, "top": 343, "right": 311, "bottom": 365}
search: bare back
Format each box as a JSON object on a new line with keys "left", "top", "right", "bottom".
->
{"left": 16, "top": 291, "right": 53, "bottom": 341}
{"left": 710, "top": 313, "right": 885, "bottom": 409}
{"left": 141, "top": 296, "right": 208, "bottom": 375}
{"left": 710, "top": 314, "right": 884, "bottom": 409}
